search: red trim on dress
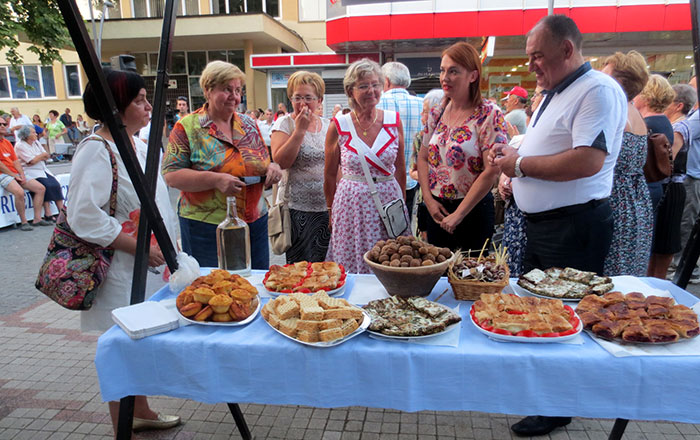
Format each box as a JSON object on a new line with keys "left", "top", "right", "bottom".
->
{"left": 375, "top": 112, "right": 399, "bottom": 157}
{"left": 333, "top": 115, "right": 392, "bottom": 176}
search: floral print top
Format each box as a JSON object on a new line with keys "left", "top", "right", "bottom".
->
{"left": 162, "top": 105, "right": 270, "bottom": 225}
{"left": 422, "top": 99, "right": 507, "bottom": 200}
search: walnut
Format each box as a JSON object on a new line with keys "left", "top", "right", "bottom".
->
{"left": 428, "top": 246, "right": 439, "bottom": 257}
{"left": 397, "top": 236, "right": 412, "bottom": 245}
{"left": 378, "top": 254, "right": 390, "bottom": 263}
{"left": 368, "top": 250, "right": 380, "bottom": 262}
{"left": 436, "top": 254, "right": 446, "bottom": 263}
{"left": 398, "top": 245, "right": 413, "bottom": 256}
{"left": 375, "top": 240, "right": 386, "bottom": 248}
{"left": 381, "top": 244, "right": 398, "bottom": 255}
{"left": 390, "top": 253, "right": 401, "bottom": 261}
{"left": 413, "top": 249, "right": 421, "bottom": 258}
{"left": 371, "top": 245, "right": 382, "bottom": 255}
{"left": 389, "top": 259, "right": 401, "bottom": 267}
{"left": 423, "top": 252, "right": 436, "bottom": 262}
{"left": 400, "top": 254, "right": 413, "bottom": 264}
{"left": 421, "top": 260, "right": 434, "bottom": 266}
{"left": 410, "top": 240, "right": 423, "bottom": 249}
{"left": 400, "top": 262, "right": 410, "bottom": 267}
{"left": 381, "top": 260, "right": 391, "bottom": 266}
{"left": 410, "top": 258, "right": 422, "bottom": 267}
{"left": 418, "top": 246, "right": 429, "bottom": 255}
{"left": 439, "top": 247, "right": 452, "bottom": 258}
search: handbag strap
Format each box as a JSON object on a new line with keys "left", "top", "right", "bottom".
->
{"left": 355, "top": 143, "right": 393, "bottom": 231}
{"left": 83, "top": 135, "right": 119, "bottom": 216}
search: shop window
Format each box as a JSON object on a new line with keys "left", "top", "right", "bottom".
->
{"left": 188, "top": 52, "right": 207, "bottom": 76}
{"left": 64, "top": 65, "right": 82, "bottom": 98}
{"left": 228, "top": 50, "right": 245, "bottom": 72}
{"left": 299, "top": 0, "right": 324, "bottom": 21}
{"left": 0, "top": 68, "right": 10, "bottom": 99}
{"left": 149, "top": 0, "right": 164, "bottom": 17}
{"left": 208, "top": 50, "right": 227, "bottom": 63}
{"left": 133, "top": 53, "right": 149, "bottom": 76}
{"left": 132, "top": 0, "right": 148, "bottom": 17}
{"left": 171, "top": 51, "right": 186, "bottom": 74}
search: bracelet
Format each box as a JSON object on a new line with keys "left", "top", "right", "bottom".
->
{"left": 514, "top": 156, "right": 525, "bottom": 178}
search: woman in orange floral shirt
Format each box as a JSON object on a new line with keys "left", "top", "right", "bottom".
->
{"left": 163, "top": 61, "right": 282, "bottom": 268}
{"left": 417, "top": 42, "right": 508, "bottom": 252}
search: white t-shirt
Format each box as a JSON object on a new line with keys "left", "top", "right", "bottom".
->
{"left": 9, "top": 114, "right": 32, "bottom": 131}
{"left": 258, "top": 119, "right": 272, "bottom": 146}
{"left": 512, "top": 66, "right": 627, "bottom": 214}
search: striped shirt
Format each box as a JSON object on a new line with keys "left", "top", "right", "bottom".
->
{"left": 378, "top": 88, "right": 424, "bottom": 190}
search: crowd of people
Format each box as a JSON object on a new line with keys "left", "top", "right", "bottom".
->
{"left": 6, "top": 12, "right": 698, "bottom": 437}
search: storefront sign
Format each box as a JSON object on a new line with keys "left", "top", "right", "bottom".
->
{"left": 0, "top": 174, "right": 69, "bottom": 228}
{"left": 396, "top": 57, "right": 441, "bottom": 79}
{"left": 270, "top": 71, "right": 293, "bottom": 87}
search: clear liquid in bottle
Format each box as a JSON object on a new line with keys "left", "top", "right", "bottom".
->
{"left": 216, "top": 196, "right": 251, "bottom": 276}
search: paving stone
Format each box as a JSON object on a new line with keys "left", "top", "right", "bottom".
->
{"left": 382, "top": 422, "right": 400, "bottom": 434}
{"left": 345, "top": 420, "right": 363, "bottom": 432}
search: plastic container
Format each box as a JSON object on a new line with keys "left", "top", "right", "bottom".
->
{"left": 111, "top": 301, "right": 179, "bottom": 339}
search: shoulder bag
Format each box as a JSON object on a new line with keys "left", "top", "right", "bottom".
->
{"left": 35, "top": 137, "right": 119, "bottom": 310}
{"left": 644, "top": 132, "right": 673, "bottom": 183}
{"left": 355, "top": 144, "right": 408, "bottom": 239}
{"left": 268, "top": 181, "right": 292, "bottom": 255}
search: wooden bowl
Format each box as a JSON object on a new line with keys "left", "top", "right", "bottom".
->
{"left": 363, "top": 251, "right": 454, "bottom": 297}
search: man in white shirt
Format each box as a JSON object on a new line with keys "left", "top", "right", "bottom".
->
{"left": 257, "top": 108, "right": 274, "bottom": 150}
{"left": 8, "top": 107, "right": 32, "bottom": 141}
{"left": 491, "top": 15, "right": 626, "bottom": 436}
{"left": 502, "top": 86, "right": 529, "bottom": 135}
{"left": 377, "top": 61, "right": 423, "bottom": 221}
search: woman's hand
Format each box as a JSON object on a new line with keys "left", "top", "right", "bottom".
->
{"left": 148, "top": 244, "right": 165, "bottom": 267}
{"left": 425, "top": 197, "right": 449, "bottom": 223}
{"left": 498, "top": 174, "right": 512, "bottom": 200}
{"left": 264, "top": 162, "right": 283, "bottom": 187}
{"left": 294, "top": 105, "right": 313, "bottom": 132}
{"left": 506, "top": 121, "right": 520, "bottom": 139}
{"left": 215, "top": 174, "right": 244, "bottom": 196}
{"left": 440, "top": 211, "right": 464, "bottom": 234}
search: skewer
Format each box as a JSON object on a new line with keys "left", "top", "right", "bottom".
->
{"left": 435, "top": 288, "right": 449, "bottom": 302}
{"left": 477, "top": 239, "right": 489, "bottom": 263}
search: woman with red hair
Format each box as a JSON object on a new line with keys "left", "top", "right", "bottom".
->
{"left": 417, "top": 42, "right": 507, "bottom": 252}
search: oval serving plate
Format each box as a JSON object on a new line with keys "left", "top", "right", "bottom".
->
{"left": 469, "top": 304, "right": 583, "bottom": 343}
{"left": 511, "top": 282, "right": 591, "bottom": 303}
{"left": 366, "top": 321, "right": 460, "bottom": 340}
{"left": 583, "top": 329, "right": 699, "bottom": 346}
{"left": 266, "top": 282, "right": 346, "bottom": 298}
{"left": 264, "top": 310, "right": 370, "bottom": 347}
{"left": 180, "top": 297, "right": 261, "bottom": 327}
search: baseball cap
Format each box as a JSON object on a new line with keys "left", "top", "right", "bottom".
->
{"left": 502, "top": 86, "right": 528, "bottom": 99}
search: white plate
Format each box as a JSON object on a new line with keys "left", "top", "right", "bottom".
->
{"left": 180, "top": 297, "right": 261, "bottom": 327}
{"left": 469, "top": 306, "right": 583, "bottom": 343}
{"left": 366, "top": 321, "right": 460, "bottom": 340}
{"left": 264, "top": 310, "right": 370, "bottom": 347}
{"left": 266, "top": 282, "right": 347, "bottom": 298}
{"left": 511, "top": 282, "right": 593, "bottom": 302}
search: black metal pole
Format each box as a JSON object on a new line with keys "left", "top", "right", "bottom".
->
{"left": 674, "top": 0, "right": 700, "bottom": 290}
{"left": 607, "top": 418, "right": 629, "bottom": 440}
{"left": 115, "top": 396, "right": 135, "bottom": 440}
{"left": 129, "top": 0, "right": 178, "bottom": 305}
{"left": 56, "top": 0, "right": 178, "bottom": 273}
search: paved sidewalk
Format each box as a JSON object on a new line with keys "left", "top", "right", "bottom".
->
{"left": 2, "top": 226, "right": 700, "bottom": 439}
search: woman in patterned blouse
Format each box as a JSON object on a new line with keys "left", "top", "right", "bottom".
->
{"left": 163, "top": 61, "right": 283, "bottom": 269}
{"left": 417, "top": 42, "right": 508, "bottom": 253}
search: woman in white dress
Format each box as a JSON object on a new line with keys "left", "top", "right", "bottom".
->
{"left": 73, "top": 68, "right": 180, "bottom": 434}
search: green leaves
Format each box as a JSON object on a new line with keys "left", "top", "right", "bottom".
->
{"left": 2, "top": 0, "right": 71, "bottom": 88}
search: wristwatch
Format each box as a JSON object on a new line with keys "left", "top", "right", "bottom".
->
{"left": 514, "top": 156, "right": 525, "bottom": 178}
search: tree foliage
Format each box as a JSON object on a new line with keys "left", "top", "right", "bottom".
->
{"left": 1, "top": 0, "right": 71, "bottom": 87}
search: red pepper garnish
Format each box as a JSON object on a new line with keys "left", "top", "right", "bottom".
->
{"left": 541, "top": 332, "right": 560, "bottom": 337}
{"left": 492, "top": 328, "right": 511, "bottom": 335}
{"left": 516, "top": 330, "right": 537, "bottom": 337}
{"left": 507, "top": 310, "right": 527, "bottom": 315}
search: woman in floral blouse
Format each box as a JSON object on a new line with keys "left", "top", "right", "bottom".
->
{"left": 417, "top": 42, "right": 507, "bottom": 252}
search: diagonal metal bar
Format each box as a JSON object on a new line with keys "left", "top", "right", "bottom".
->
{"left": 55, "top": 0, "right": 178, "bottom": 273}
{"left": 675, "top": 0, "right": 700, "bottom": 290}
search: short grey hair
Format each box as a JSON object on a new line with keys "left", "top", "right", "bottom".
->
{"left": 381, "top": 62, "right": 411, "bottom": 88}
{"left": 343, "top": 58, "right": 384, "bottom": 109}
{"left": 16, "top": 125, "right": 34, "bottom": 141}
{"left": 423, "top": 88, "right": 444, "bottom": 110}
{"left": 672, "top": 84, "right": 697, "bottom": 115}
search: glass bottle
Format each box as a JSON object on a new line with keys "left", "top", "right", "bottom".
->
{"left": 216, "top": 196, "right": 251, "bottom": 276}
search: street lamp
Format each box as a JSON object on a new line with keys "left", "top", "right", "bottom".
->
{"left": 96, "top": 0, "right": 115, "bottom": 60}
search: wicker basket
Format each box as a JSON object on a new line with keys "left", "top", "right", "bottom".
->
{"left": 447, "top": 254, "right": 510, "bottom": 301}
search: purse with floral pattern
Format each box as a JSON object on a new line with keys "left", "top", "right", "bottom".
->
{"left": 35, "top": 137, "right": 118, "bottom": 310}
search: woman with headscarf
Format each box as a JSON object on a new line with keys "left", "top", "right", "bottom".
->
{"left": 72, "top": 68, "right": 180, "bottom": 434}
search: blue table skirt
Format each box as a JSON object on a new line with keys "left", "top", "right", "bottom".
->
{"left": 95, "top": 274, "right": 700, "bottom": 423}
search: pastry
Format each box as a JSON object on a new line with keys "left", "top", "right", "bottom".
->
{"left": 363, "top": 296, "right": 461, "bottom": 337}
{"left": 518, "top": 267, "right": 614, "bottom": 299}
{"left": 209, "top": 294, "right": 233, "bottom": 314}
{"left": 177, "top": 270, "right": 259, "bottom": 323}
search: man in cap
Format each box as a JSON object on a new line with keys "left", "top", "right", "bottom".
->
{"left": 502, "top": 86, "right": 529, "bottom": 135}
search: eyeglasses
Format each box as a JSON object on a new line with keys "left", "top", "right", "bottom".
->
{"left": 291, "top": 95, "right": 318, "bottom": 103}
{"left": 355, "top": 83, "right": 382, "bottom": 92}
{"left": 0, "top": 123, "right": 7, "bottom": 127}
